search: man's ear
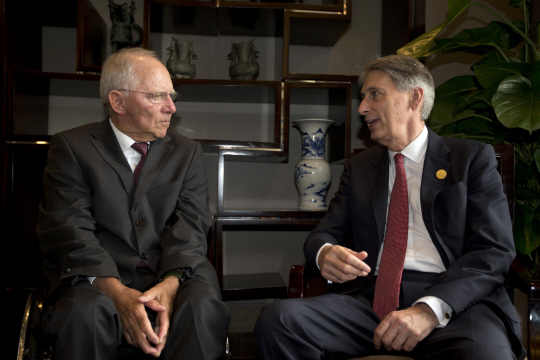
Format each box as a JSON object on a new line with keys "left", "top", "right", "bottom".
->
{"left": 410, "top": 87, "right": 424, "bottom": 111}
{"left": 109, "top": 91, "right": 126, "bottom": 115}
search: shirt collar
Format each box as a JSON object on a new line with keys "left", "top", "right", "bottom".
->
{"left": 388, "top": 124, "right": 428, "bottom": 164}
{"left": 109, "top": 118, "right": 143, "bottom": 152}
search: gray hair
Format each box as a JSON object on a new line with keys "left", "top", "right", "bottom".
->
{"left": 359, "top": 55, "right": 435, "bottom": 121}
{"left": 100, "top": 48, "right": 161, "bottom": 108}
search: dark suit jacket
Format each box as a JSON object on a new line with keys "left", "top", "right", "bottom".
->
{"left": 37, "top": 120, "right": 218, "bottom": 297}
{"left": 304, "top": 128, "right": 522, "bottom": 354}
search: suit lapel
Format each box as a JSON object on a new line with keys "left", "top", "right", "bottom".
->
{"left": 421, "top": 128, "right": 455, "bottom": 266}
{"left": 368, "top": 146, "right": 389, "bottom": 246}
{"left": 90, "top": 120, "right": 135, "bottom": 197}
{"left": 133, "top": 133, "right": 174, "bottom": 205}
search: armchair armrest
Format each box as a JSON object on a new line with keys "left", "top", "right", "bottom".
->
{"left": 288, "top": 264, "right": 330, "bottom": 299}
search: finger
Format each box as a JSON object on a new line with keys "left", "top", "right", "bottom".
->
{"left": 388, "top": 327, "right": 409, "bottom": 352}
{"left": 373, "top": 318, "right": 391, "bottom": 350}
{"left": 379, "top": 316, "right": 404, "bottom": 351}
{"left": 138, "top": 290, "right": 159, "bottom": 304}
{"left": 144, "top": 298, "right": 167, "bottom": 312}
{"left": 135, "top": 313, "right": 160, "bottom": 346}
{"left": 341, "top": 249, "right": 371, "bottom": 274}
{"left": 156, "top": 309, "right": 171, "bottom": 343}
{"left": 154, "top": 335, "right": 167, "bottom": 358}
{"left": 124, "top": 331, "right": 135, "bottom": 347}
{"left": 320, "top": 264, "right": 357, "bottom": 283}
{"left": 134, "top": 334, "right": 159, "bottom": 356}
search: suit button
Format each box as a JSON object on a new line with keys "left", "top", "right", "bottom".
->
{"left": 64, "top": 268, "right": 71, "bottom": 273}
{"left": 141, "top": 253, "right": 148, "bottom": 260}
{"left": 136, "top": 219, "right": 144, "bottom": 226}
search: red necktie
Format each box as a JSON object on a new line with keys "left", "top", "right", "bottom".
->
{"left": 131, "top": 142, "right": 148, "bottom": 184}
{"left": 373, "top": 153, "right": 409, "bottom": 320}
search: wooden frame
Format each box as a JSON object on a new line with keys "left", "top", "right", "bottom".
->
{"left": 218, "top": 0, "right": 344, "bottom": 12}
{"left": 283, "top": 0, "right": 356, "bottom": 81}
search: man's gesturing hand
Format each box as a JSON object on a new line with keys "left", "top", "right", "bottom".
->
{"left": 318, "top": 245, "right": 371, "bottom": 283}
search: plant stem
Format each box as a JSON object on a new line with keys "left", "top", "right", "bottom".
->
{"left": 471, "top": 2, "right": 540, "bottom": 62}
{"left": 522, "top": 0, "right": 529, "bottom": 61}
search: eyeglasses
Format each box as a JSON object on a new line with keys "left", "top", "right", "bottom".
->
{"left": 117, "top": 89, "right": 179, "bottom": 103}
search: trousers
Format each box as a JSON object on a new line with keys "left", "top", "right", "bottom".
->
{"left": 255, "top": 271, "right": 518, "bottom": 360}
{"left": 42, "top": 270, "right": 230, "bottom": 360}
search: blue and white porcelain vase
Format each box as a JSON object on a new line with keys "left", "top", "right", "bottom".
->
{"left": 293, "top": 119, "right": 334, "bottom": 211}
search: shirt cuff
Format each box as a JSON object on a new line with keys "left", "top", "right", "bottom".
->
{"left": 316, "top": 243, "right": 333, "bottom": 284}
{"left": 414, "top": 296, "right": 453, "bottom": 328}
{"left": 87, "top": 276, "right": 96, "bottom": 284}
{"left": 316, "top": 243, "right": 333, "bottom": 269}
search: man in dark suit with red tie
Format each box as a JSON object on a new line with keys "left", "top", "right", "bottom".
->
{"left": 255, "top": 55, "right": 526, "bottom": 359}
{"left": 37, "top": 48, "right": 230, "bottom": 359}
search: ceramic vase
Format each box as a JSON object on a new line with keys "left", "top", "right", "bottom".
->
{"left": 166, "top": 37, "right": 197, "bottom": 79}
{"left": 228, "top": 39, "right": 259, "bottom": 80}
{"left": 293, "top": 119, "right": 334, "bottom": 211}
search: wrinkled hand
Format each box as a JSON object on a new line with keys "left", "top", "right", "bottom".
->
{"left": 318, "top": 245, "right": 371, "bottom": 283}
{"left": 93, "top": 276, "right": 180, "bottom": 358}
{"left": 373, "top": 303, "right": 438, "bottom": 352}
{"left": 138, "top": 276, "right": 180, "bottom": 356}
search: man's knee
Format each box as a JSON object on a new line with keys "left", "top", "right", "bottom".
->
{"left": 416, "top": 304, "right": 516, "bottom": 360}
{"left": 46, "top": 283, "right": 116, "bottom": 327}
{"left": 255, "top": 299, "right": 305, "bottom": 336}
{"left": 174, "top": 277, "right": 230, "bottom": 325}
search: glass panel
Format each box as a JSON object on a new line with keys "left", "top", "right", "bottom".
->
{"left": 12, "top": 76, "right": 105, "bottom": 136}
{"left": 172, "top": 84, "right": 276, "bottom": 143}
{"left": 222, "top": 229, "right": 309, "bottom": 280}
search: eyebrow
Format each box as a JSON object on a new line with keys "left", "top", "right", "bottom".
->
{"left": 360, "top": 86, "right": 384, "bottom": 97}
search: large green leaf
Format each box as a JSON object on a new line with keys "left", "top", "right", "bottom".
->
{"left": 492, "top": 73, "right": 540, "bottom": 132}
{"left": 397, "top": 24, "right": 447, "bottom": 58}
{"left": 472, "top": 50, "right": 508, "bottom": 69}
{"left": 456, "top": 118, "right": 494, "bottom": 135}
{"left": 429, "top": 76, "right": 477, "bottom": 132}
{"left": 514, "top": 203, "right": 540, "bottom": 255}
{"left": 474, "top": 62, "right": 530, "bottom": 89}
{"left": 453, "top": 82, "right": 498, "bottom": 113}
{"left": 435, "top": 75, "right": 478, "bottom": 98}
{"left": 430, "top": 21, "right": 524, "bottom": 55}
{"left": 397, "top": 0, "right": 471, "bottom": 58}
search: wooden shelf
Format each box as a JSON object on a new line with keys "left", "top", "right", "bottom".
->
{"left": 222, "top": 273, "right": 287, "bottom": 301}
{"left": 219, "top": 0, "right": 346, "bottom": 12}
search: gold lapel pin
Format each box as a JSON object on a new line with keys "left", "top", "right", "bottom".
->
{"left": 436, "top": 169, "right": 447, "bottom": 180}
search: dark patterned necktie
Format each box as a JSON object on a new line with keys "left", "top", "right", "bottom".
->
{"left": 373, "top": 153, "right": 409, "bottom": 320}
{"left": 131, "top": 142, "right": 148, "bottom": 184}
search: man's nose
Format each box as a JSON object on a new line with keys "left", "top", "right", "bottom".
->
{"left": 358, "top": 99, "right": 368, "bottom": 115}
{"left": 164, "top": 95, "right": 176, "bottom": 113}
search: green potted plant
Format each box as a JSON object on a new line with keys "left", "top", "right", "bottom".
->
{"left": 397, "top": 0, "right": 540, "bottom": 278}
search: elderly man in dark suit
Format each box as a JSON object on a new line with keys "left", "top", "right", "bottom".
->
{"left": 255, "top": 55, "right": 526, "bottom": 360}
{"left": 37, "top": 48, "right": 230, "bottom": 359}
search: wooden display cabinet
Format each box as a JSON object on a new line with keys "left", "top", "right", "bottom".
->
{"left": 1, "top": 0, "right": 356, "bottom": 298}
